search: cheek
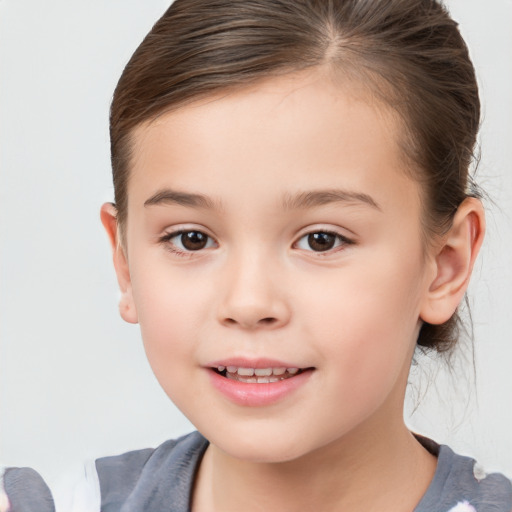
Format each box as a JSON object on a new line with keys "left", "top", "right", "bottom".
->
{"left": 300, "top": 252, "right": 423, "bottom": 330}
{"left": 129, "top": 261, "right": 215, "bottom": 384}
{"left": 297, "top": 250, "right": 425, "bottom": 381}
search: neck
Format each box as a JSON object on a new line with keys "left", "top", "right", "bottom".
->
{"left": 192, "top": 414, "right": 437, "bottom": 512}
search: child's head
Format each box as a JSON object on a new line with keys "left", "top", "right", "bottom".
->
{"left": 108, "top": 0, "right": 481, "bottom": 353}
{"left": 101, "top": 0, "right": 484, "bottom": 461}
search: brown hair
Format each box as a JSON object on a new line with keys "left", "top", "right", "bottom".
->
{"left": 110, "top": 0, "right": 481, "bottom": 352}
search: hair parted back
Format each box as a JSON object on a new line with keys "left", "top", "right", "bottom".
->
{"left": 110, "top": 0, "right": 481, "bottom": 353}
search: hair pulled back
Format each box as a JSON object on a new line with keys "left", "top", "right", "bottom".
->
{"left": 110, "top": 0, "right": 481, "bottom": 353}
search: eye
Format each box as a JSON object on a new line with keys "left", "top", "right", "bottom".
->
{"left": 161, "top": 230, "right": 217, "bottom": 254}
{"left": 295, "top": 231, "right": 352, "bottom": 253}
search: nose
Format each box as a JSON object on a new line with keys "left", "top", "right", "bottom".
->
{"left": 217, "top": 251, "right": 291, "bottom": 330}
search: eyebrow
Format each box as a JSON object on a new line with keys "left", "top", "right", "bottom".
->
{"left": 282, "top": 189, "right": 381, "bottom": 211}
{"left": 143, "top": 187, "right": 381, "bottom": 212}
{"left": 144, "top": 189, "right": 221, "bottom": 210}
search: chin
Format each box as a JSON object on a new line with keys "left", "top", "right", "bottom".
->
{"left": 222, "top": 443, "right": 306, "bottom": 464}
{"left": 204, "top": 426, "right": 325, "bottom": 464}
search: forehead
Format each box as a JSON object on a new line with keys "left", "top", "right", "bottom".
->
{"left": 134, "top": 71, "right": 398, "bottom": 151}
{"left": 127, "top": 71, "right": 420, "bottom": 217}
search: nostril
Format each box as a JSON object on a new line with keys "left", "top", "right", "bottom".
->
{"left": 223, "top": 316, "right": 277, "bottom": 327}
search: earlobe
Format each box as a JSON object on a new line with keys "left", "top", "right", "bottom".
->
{"left": 100, "top": 203, "right": 139, "bottom": 324}
{"left": 420, "top": 197, "right": 485, "bottom": 325}
{"left": 118, "top": 290, "right": 138, "bottom": 324}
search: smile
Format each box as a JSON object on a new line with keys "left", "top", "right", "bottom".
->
{"left": 207, "top": 361, "right": 314, "bottom": 406}
{"left": 213, "top": 365, "right": 302, "bottom": 383}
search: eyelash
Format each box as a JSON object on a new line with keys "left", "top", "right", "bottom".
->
{"left": 158, "top": 230, "right": 217, "bottom": 258}
{"left": 158, "top": 228, "right": 354, "bottom": 258}
{"left": 294, "top": 230, "right": 354, "bottom": 255}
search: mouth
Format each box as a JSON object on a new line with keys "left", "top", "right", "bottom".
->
{"left": 211, "top": 365, "right": 310, "bottom": 384}
{"left": 206, "top": 360, "right": 314, "bottom": 405}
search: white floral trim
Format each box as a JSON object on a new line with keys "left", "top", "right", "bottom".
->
{"left": 0, "top": 467, "right": 11, "bottom": 512}
{"left": 472, "top": 462, "right": 487, "bottom": 482}
{"left": 448, "top": 501, "right": 477, "bottom": 512}
{"left": 52, "top": 460, "right": 101, "bottom": 512}
{"left": 0, "top": 462, "right": 100, "bottom": 512}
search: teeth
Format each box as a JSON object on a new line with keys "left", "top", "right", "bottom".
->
{"left": 254, "top": 368, "right": 272, "bottom": 376}
{"left": 221, "top": 365, "right": 304, "bottom": 383}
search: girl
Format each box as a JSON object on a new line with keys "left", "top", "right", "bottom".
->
{"left": 2, "top": 1, "right": 511, "bottom": 511}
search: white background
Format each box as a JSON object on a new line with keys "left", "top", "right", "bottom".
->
{"left": 1, "top": 0, "right": 511, "bottom": 487}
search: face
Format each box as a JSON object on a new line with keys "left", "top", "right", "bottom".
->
{"left": 116, "top": 71, "right": 436, "bottom": 463}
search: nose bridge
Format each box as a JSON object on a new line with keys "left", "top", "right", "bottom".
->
{"left": 218, "top": 242, "right": 290, "bottom": 329}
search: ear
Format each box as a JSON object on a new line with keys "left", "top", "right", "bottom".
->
{"left": 420, "top": 197, "right": 485, "bottom": 325}
{"left": 100, "top": 203, "right": 138, "bottom": 324}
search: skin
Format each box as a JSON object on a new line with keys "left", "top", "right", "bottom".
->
{"left": 102, "top": 70, "right": 484, "bottom": 512}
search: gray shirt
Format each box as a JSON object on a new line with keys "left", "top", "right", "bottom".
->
{"left": 3, "top": 431, "right": 511, "bottom": 511}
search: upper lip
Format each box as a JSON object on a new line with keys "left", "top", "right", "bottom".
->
{"left": 205, "top": 357, "right": 307, "bottom": 369}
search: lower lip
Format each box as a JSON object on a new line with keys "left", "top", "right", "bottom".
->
{"left": 207, "top": 369, "right": 313, "bottom": 407}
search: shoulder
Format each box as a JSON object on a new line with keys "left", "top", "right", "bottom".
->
{"left": 1, "top": 466, "right": 55, "bottom": 512}
{"left": 0, "top": 431, "right": 208, "bottom": 512}
{"left": 96, "top": 430, "right": 208, "bottom": 511}
{"left": 415, "top": 441, "right": 512, "bottom": 512}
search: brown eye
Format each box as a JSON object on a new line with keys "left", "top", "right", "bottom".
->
{"left": 180, "top": 231, "right": 210, "bottom": 250}
{"left": 307, "top": 232, "right": 336, "bottom": 251}
{"left": 162, "top": 229, "right": 216, "bottom": 254}
{"left": 295, "top": 230, "right": 352, "bottom": 253}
